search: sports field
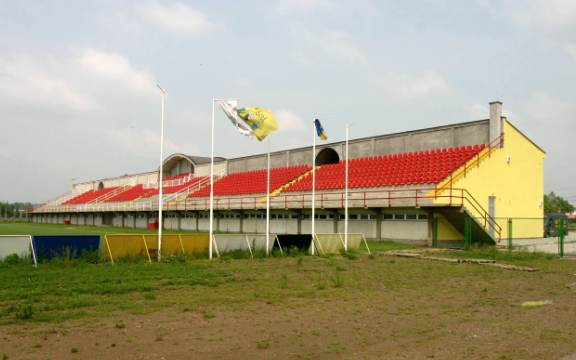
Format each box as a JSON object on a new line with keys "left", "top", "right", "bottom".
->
{"left": 1, "top": 223, "right": 576, "bottom": 359}
{"left": 0, "top": 222, "right": 193, "bottom": 236}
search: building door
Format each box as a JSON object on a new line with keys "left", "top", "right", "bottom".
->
{"left": 488, "top": 196, "right": 496, "bottom": 236}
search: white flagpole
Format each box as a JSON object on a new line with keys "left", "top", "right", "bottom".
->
{"left": 156, "top": 84, "right": 166, "bottom": 262}
{"left": 266, "top": 137, "right": 271, "bottom": 256}
{"left": 209, "top": 98, "right": 215, "bottom": 260}
{"left": 344, "top": 124, "right": 349, "bottom": 253}
{"left": 311, "top": 120, "right": 316, "bottom": 255}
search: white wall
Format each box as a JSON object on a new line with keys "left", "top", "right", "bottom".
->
{"left": 337, "top": 220, "right": 377, "bottom": 239}
{"left": 181, "top": 216, "right": 197, "bottom": 231}
{"left": 135, "top": 214, "right": 148, "bottom": 229}
{"left": 380, "top": 220, "right": 428, "bottom": 242}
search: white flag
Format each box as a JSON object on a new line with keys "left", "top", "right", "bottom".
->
{"left": 218, "top": 100, "right": 252, "bottom": 136}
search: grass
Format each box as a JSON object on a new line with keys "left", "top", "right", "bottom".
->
{"left": 0, "top": 221, "right": 200, "bottom": 236}
{"left": 0, "top": 244, "right": 573, "bottom": 325}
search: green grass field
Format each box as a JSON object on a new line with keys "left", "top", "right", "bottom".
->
{"left": 0, "top": 222, "right": 197, "bottom": 236}
{"left": 1, "top": 222, "right": 576, "bottom": 358}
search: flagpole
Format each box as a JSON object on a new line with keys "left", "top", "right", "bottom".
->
{"left": 209, "top": 97, "right": 215, "bottom": 260}
{"left": 311, "top": 120, "right": 316, "bottom": 255}
{"left": 266, "top": 137, "right": 271, "bottom": 256}
{"left": 344, "top": 124, "right": 349, "bottom": 253}
{"left": 156, "top": 84, "right": 166, "bottom": 263}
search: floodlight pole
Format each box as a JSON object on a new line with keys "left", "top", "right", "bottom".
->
{"left": 209, "top": 98, "right": 216, "bottom": 260}
{"left": 266, "top": 136, "right": 271, "bottom": 256}
{"left": 157, "top": 84, "right": 166, "bottom": 263}
{"left": 344, "top": 124, "right": 349, "bottom": 252}
{"left": 311, "top": 120, "right": 316, "bottom": 255}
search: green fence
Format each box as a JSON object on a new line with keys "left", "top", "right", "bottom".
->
{"left": 497, "top": 217, "right": 573, "bottom": 257}
{"left": 432, "top": 216, "right": 573, "bottom": 257}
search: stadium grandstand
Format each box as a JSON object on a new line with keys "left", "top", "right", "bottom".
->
{"left": 31, "top": 101, "right": 545, "bottom": 247}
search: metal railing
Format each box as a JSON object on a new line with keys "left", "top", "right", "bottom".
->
{"left": 35, "top": 186, "right": 501, "bottom": 239}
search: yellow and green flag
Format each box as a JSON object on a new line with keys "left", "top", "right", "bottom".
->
{"left": 219, "top": 101, "right": 278, "bottom": 141}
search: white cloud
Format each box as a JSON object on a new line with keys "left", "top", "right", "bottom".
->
{"left": 468, "top": 103, "right": 513, "bottom": 120}
{"left": 563, "top": 43, "right": 576, "bottom": 62}
{"left": 275, "top": 109, "right": 306, "bottom": 131}
{"left": 380, "top": 72, "right": 450, "bottom": 99}
{"left": 138, "top": 2, "right": 215, "bottom": 35}
{"left": 510, "top": 0, "right": 576, "bottom": 34}
{"left": 276, "top": 0, "right": 333, "bottom": 14}
{"left": 79, "top": 49, "right": 156, "bottom": 93}
{"left": 107, "top": 127, "right": 197, "bottom": 158}
{"left": 291, "top": 28, "right": 367, "bottom": 66}
{"left": 0, "top": 55, "right": 96, "bottom": 111}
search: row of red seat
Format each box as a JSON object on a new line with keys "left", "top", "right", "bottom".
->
{"left": 285, "top": 144, "right": 485, "bottom": 192}
{"left": 63, "top": 187, "right": 120, "bottom": 205}
{"left": 63, "top": 144, "right": 486, "bottom": 203}
{"left": 188, "top": 165, "right": 310, "bottom": 197}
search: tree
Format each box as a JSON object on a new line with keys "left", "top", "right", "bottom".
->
{"left": 544, "top": 192, "right": 575, "bottom": 214}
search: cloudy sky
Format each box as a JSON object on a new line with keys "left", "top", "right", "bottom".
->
{"left": 0, "top": 0, "right": 574, "bottom": 204}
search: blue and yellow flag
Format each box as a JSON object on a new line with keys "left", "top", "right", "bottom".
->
{"left": 314, "top": 118, "right": 327, "bottom": 141}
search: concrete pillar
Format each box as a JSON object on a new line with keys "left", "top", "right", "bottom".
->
{"left": 489, "top": 101, "right": 503, "bottom": 146}
{"left": 333, "top": 211, "right": 339, "bottom": 233}
{"left": 297, "top": 210, "right": 302, "bottom": 234}
{"left": 375, "top": 208, "right": 382, "bottom": 241}
{"left": 177, "top": 212, "right": 182, "bottom": 231}
{"left": 195, "top": 211, "right": 199, "bottom": 231}
{"left": 239, "top": 211, "right": 244, "bottom": 233}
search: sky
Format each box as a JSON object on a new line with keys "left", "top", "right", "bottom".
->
{"left": 0, "top": 0, "right": 575, "bottom": 205}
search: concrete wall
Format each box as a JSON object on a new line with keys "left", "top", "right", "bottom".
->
{"left": 113, "top": 214, "right": 123, "bottom": 227}
{"left": 181, "top": 214, "right": 197, "bottom": 231}
{"left": 224, "top": 120, "right": 489, "bottom": 172}
{"left": 135, "top": 214, "right": 148, "bottom": 229}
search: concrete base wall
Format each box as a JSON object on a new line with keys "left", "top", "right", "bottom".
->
{"left": 181, "top": 216, "right": 197, "bottom": 231}
{"left": 31, "top": 208, "right": 434, "bottom": 245}
{"left": 135, "top": 215, "right": 148, "bottom": 229}
{"left": 337, "top": 221, "right": 377, "bottom": 239}
{"left": 112, "top": 214, "right": 123, "bottom": 227}
{"left": 380, "top": 220, "right": 428, "bottom": 243}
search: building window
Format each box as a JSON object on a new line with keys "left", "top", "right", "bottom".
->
{"left": 418, "top": 214, "right": 429, "bottom": 220}
{"left": 383, "top": 213, "right": 393, "bottom": 220}
{"left": 393, "top": 213, "right": 405, "bottom": 220}
{"left": 360, "top": 214, "right": 370, "bottom": 220}
{"left": 406, "top": 214, "right": 417, "bottom": 220}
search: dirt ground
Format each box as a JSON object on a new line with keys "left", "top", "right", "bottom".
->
{"left": 2, "top": 255, "right": 576, "bottom": 359}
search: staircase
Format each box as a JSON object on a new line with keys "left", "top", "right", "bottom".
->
{"left": 257, "top": 166, "right": 319, "bottom": 204}
{"left": 435, "top": 207, "right": 500, "bottom": 248}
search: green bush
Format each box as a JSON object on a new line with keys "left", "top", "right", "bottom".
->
{"left": 2, "top": 254, "right": 21, "bottom": 265}
{"left": 15, "top": 304, "right": 33, "bottom": 320}
{"left": 81, "top": 250, "right": 101, "bottom": 264}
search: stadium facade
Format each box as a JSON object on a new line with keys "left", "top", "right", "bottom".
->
{"left": 31, "top": 101, "right": 545, "bottom": 247}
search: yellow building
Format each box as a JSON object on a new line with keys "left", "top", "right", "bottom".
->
{"left": 433, "top": 104, "right": 545, "bottom": 246}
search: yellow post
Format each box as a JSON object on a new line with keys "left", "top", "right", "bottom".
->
{"left": 104, "top": 235, "right": 114, "bottom": 264}
{"left": 142, "top": 235, "right": 152, "bottom": 263}
{"left": 178, "top": 234, "right": 185, "bottom": 255}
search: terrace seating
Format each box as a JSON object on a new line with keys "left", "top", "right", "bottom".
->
{"left": 188, "top": 165, "right": 310, "bottom": 197}
{"left": 63, "top": 187, "right": 120, "bottom": 205}
{"left": 285, "top": 144, "right": 486, "bottom": 192}
{"left": 140, "top": 176, "right": 209, "bottom": 198}
{"left": 105, "top": 184, "right": 147, "bottom": 202}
